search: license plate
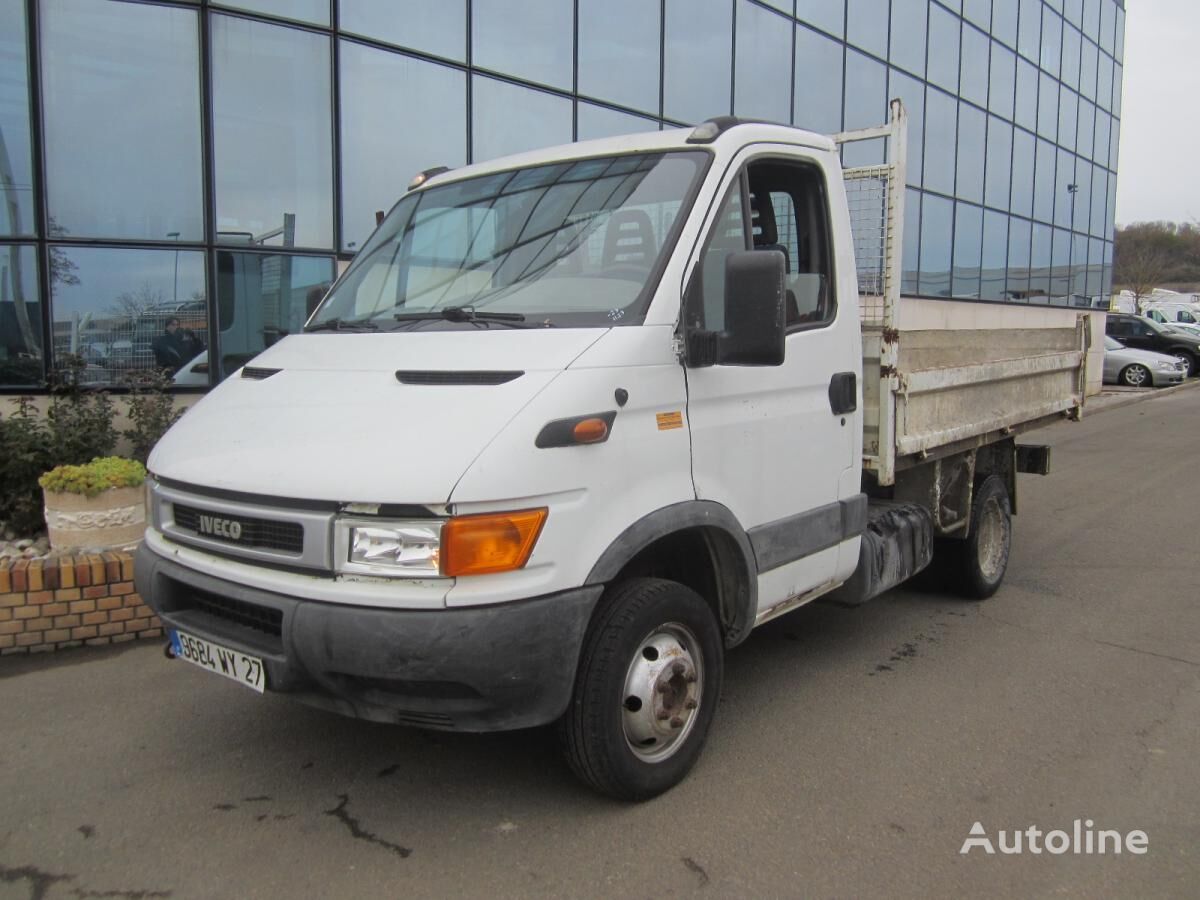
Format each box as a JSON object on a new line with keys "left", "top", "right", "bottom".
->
{"left": 170, "top": 629, "right": 266, "bottom": 694}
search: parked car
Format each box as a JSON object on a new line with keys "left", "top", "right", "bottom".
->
{"left": 1144, "top": 305, "right": 1200, "bottom": 327}
{"left": 1104, "top": 314, "right": 1200, "bottom": 377}
{"left": 1102, "top": 336, "right": 1186, "bottom": 387}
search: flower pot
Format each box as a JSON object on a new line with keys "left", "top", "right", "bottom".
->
{"left": 43, "top": 485, "right": 147, "bottom": 551}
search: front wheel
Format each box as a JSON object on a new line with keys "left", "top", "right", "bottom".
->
{"left": 1173, "top": 352, "right": 1196, "bottom": 378}
{"left": 559, "top": 578, "right": 723, "bottom": 801}
{"left": 1119, "top": 363, "right": 1151, "bottom": 387}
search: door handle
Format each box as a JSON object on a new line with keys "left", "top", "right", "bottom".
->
{"left": 828, "top": 372, "right": 857, "bottom": 415}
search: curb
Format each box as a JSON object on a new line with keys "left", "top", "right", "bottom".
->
{"left": 1086, "top": 378, "right": 1200, "bottom": 417}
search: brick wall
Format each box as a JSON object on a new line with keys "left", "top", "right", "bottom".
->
{"left": 0, "top": 552, "right": 162, "bottom": 655}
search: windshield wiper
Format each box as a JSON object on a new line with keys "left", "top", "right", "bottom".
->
{"left": 305, "top": 317, "right": 379, "bottom": 333}
{"left": 392, "top": 306, "right": 548, "bottom": 328}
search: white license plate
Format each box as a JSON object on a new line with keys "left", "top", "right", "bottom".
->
{"left": 170, "top": 629, "right": 266, "bottom": 693}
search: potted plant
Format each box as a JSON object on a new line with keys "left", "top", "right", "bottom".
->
{"left": 39, "top": 457, "right": 148, "bottom": 550}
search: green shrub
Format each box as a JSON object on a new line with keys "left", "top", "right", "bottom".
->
{"left": 39, "top": 456, "right": 147, "bottom": 497}
{"left": 121, "top": 368, "right": 185, "bottom": 464}
{"left": 0, "top": 397, "right": 53, "bottom": 534}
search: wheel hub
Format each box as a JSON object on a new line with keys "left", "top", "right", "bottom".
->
{"left": 976, "top": 496, "right": 1009, "bottom": 580}
{"left": 621, "top": 624, "right": 703, "bottom": 763}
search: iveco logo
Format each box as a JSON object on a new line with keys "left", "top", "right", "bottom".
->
{"left": 198, "top": 514, "right": 243, "bottom": 541}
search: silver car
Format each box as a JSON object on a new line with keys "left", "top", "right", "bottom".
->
{"left": 1103, "top": 336, "right": 1186, "bottom": 387}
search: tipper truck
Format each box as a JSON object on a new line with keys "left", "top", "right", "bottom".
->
{"left": 137, "top": 101, "right": 1087, "bottom": 799}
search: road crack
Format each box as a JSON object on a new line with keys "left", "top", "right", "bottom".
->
{"left": 681, "top": 857, "right": 709, "bottom": 887}
{"left": 0, "top": 864, "right": 73, "bottom": 900}
{"left": 323, "top": 794, "right": 412, "bottom": 858}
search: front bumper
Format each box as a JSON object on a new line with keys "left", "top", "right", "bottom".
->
{"left": 135, "top": 543, "right": 601, "bottom": 732}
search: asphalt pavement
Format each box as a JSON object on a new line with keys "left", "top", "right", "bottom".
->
{"left": 1, "top": 386, "right": 1198, "bottom": 899}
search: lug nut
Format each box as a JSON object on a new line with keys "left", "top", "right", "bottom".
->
{"left": 685, "top": 673, "right": 697, "bottom": 683}
{"left": 671, "top": 661, "right": 686, "bottom": 675}
{"left": 656, "top": 682, "right": 670, "bottom": 694}
{"left": 685, "top": 699, "right": 698, "bottom": 710}
{"left": 656, "top": 710, "right": 670, "bottom": 721}
{"left": 670, "top": 717, "right": 684, "bottom": 729}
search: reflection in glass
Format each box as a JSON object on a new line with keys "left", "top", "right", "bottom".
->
{"left": 889, "top": 70, "right": 925, "bottom": 188}
{"left": 214, "top": 0, "right": 328, "bottom": 25}
{"left": 735, "top": 1, "right": 793, "bottom": 124}
{"left": 340, "top": 42, "right": 466, "bottom": 252}
{"left": 1089, "top": 163, "right": 1107, "bottom": 236}
{"left": 981, "top": 210, "right": 1009, "bottom": 300}
{"left": 795, "top": 26, "right": 844, "bottom": 134}
{"left": 472, "top": 0, "right": 572, "bottom": 90}
{"left": 472, "top": 77, "right": 572, "bottom": 162}
{"left": 953, "top": 202, "right": 983, "bottom": 298}
{"left": 1034, "top": 138, "right": 1056, "bottom": 222}
{"left": 1085, "top": 236, "right": 1103, "bottom": 299}
{"left": 1037, "top": 74, "right": 1059, "bottom": 142}
{"left": 1109, "top": 117, "right": 1120, "bottom": 172}
{"left": 1061, "top": 23, "right": 1081, "bottom": 90}
{"left": 1099, "top": 0, "right": 1114, "bottom": 54}
{"left": 1114, "top": 7, "right": 1125, "bottom": 61}
{"left": 1040, "top": 7, "right": 1061, "bottom": 78}
{"left": 889, "top": 0, "right": 927, "bottom": 77}
{"left": 843, "top": 51, "right": 886, "bottom": 132}
{"left": 1097, "top": 54, "right": 1113, "bottom": 111}
{"left": 1030, "top": 222, "right": 1052, "bottom": 297}
{"left": 1010, "top": 128, "right": 1034, "bottom": 217}
{"left": 796, "top": 0, "right": 844, "bottom": 38}
{"left": 212, "top": 16, "right": 333, "bottom": 249}
{"left": 919, "top": 194, "right": 953, "bottom": 297}
{"left": 0, "top": 2, "right": 35, "bottom": 237}
{"left": 1058, "top": 88, "right": 1078, "bottom": 152}
{"left": 577, "top": 104, "right": 659, "bottom": 142}
{"left": 992, "top": 0, "right": 1018, "bottom": 47}
{"left": 1102, "top": 240, "right": 1112, "bottom": 299}
{"left": 923, "top": 89, "right": 957, "bottom": 197}
{"left": 1076, "top": 99, "right": 1094, "bottom": 159}
{"left": 984, "top": 117, "right": 1012, "bottom": 210}
{"left": 1079, "top": 38, "right": 1097, "bottom": 101}
{"left": 1014, "top": 57, "right": 1038, "bottom": 131}
{"left": 1017, "top": 0, "right": 1040, "bottom": 62}
{"left": 1050, "top": 227, "right": 1071, "bottom": 299}
{"left": 579, "top": 0, "right": 660, "bottom": 114}
{"left": 956, "top": 103, "right": 985, "bottom": 204}
{"left": 1083, "top": 0, "right": 1100, "bottom": 42}
{"left": 215, "top": 252, "right": 334, "bottom": 380}
{"left": 960, "top": 25, "right": 989, "bottom": 108}
{"left": 48, "top": 246, "right": 207, "bottom": 385}
{"left": 664, "top": 0, "right": 732, "bottom": 123}
{"left": 902, "top": 189, "right": 920, "bottom": 293}
{"left": 846, "top": 0, "right": 888, "bottom": 59}
{"left": 340, "top": 0, "right": 466, "bottom": 61}
{"left": 1093, "top": 111, "right": 1110, "bottom": 168}
{"left": 927, "top": 6, "right": 961, "bottom": 93}
{"left": 964, "top": 0, "right": 992, "bottom": 31}
{"left": 1071, "top": 231, "right": 1089, "bottom": 301}
{"left": 0, "top": 245, "right": 41, "bottom": 386}
{"left": 988, "top": 43, "right": 1015, "bottom": 120}
{"left": 1055, "top": 150, "right": 1075, "bottom": 228}
{"left": 1007, "top": 217, "right": 1031, "bottom": 297}
{"left": 42, "top": 0, "right": 203, "bottom": 241}
{"left": 1112, "top": 63, "right": 1122, "bottom": 117}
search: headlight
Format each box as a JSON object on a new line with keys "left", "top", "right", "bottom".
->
{"left": 1157, "top": 361, "right": 1175, "bottom": 370}
{"left": 335, "top": 519, "right": 443, "bottom": 577}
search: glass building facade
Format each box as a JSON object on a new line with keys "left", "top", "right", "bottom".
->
{"left": 0, "top": 0, "right": 1125, "bottom": 390}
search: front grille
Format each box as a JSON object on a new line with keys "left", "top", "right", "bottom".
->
{"left": 173, "top": 504, "right": 304, "bottom": 553}
{"left": 182, "top": 589, "right": 283, "bottom": 637}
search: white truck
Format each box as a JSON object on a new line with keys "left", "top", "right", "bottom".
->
{"left": 137, "top": 103, "right": 1086, "bottom": 800}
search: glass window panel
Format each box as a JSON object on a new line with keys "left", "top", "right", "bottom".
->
{"left": 42, "top": 0, "right": 203, "bottom": 242}
{"left": 992, "top": 0, "right": 1017, "bottom": 47}
{"left": 1061, "top": 23, "right": 1081, "bottom": 90}
{"left": 0, "top": 245, "right": 42, "bottom": 386}
{"left": 1069, "top": 161, "right": 1090, "bottom": 232}
{"left": 902, "top": 188, "right": 920, "bottom": 293}
{"left": 1, "top": 2, "right": 35, "bottom": 237}
{"left": 1089, "top": 163, "right": 1106, "bottom": 236}
{"left": 1058, "top": 88, "right": 1078, "bottom": 152}
{"left": 1030, "top": 222, "right": 1052, "bottom": 297}
{"left": 984, "top": 116, "right": 1011, "bottom": 210}
{"left": 960, "top": 25, "right": 989, "bottom": 107}
{"left": 953, "top": 202, "right": 983, "bottom": 298}
{"left": 842, "top": 49, "right": 886, "bottom": 131}
{"left": 1076, "top": 99, "right": 1094, "bottom": 159}
{"left": 1033, "top": 138, "right": 1056, "bottom": 222}
{"left": 48, "top": 246, "right": 208, "bottom": 384}
{"left": 988, "top": 42, "right": 1015, "bottom": 119}
{"left": 472, "top": 0, "right": 572, "bottom": 90}
{"left": 889, "top": 0, "right": 926, "bottom": 77}
{"left": 1014, "top": 57, "right": 1038, "bottom": 131}
{"left": 1109, "top": 116, "right": 1119, "bottom": 171}
{"left": 923, "top": 88, "right": 957, "bottom": 196}
{"left": 471, "top": 76, "right": 572, "bottom": 162}
{"left": 889, "top": 70, "right": 925, "bottom": 188}
{"left": 1083, "top": 0, "right": 1100, "bottom": 41}
{"left": 964, "top": 0, "right": 991, "bottom": 30}
{"left": 1102, "top": 239, "right": 1112, "bottom": 298}
{"left": 339, "top": 42, "right": 466, "bottom": 253}
{"left": 1114, "top": 7, "right": 1124, "bottom": 61}
{"left": 339, "top": 0, "right": 466, "bottom": 61}
{"left": 577, "top": 103, "right": 658, "bottom": 141}
{"left": 1084, "top": 236, "right": 1102, "bottom": 298}
{"left": 579, "top": 0, "right": 660, "bottom": 114}
{"left": 1037, "top": 73, "right": 1058, "bottom": 141}
{"left": 215, "top": 252, "right": 334, "bottom": 380}
{"left": 1099, "top": 0, "right": 1114, "bottom": 54}
{"left": 846, "top": 0, "right": 888, "bottom": 59}
{"left": 215, "top": 1, "right": 328, "bottom": 25}
{"left": 1007, "top": 216, "right": 1031, "bottom": 297}
{"left": 1093, "top": 111, "right": 1110, "bottom": 167}
{"left": 1050, "top": 227, "right": 1071, "bottom": 298}
{"left": 1112, "top": 63, "right": 1122, "bottom": 118}
{"left": 1064, "top": 0, "right": 1082, "bottom": 27}
{"left": 1040, "top": 6, "right": 1061, "bottom": 78}
{"left": 796, "top": 0, "right": 844, "bottom": 38}
{"left": 918, "top": 193, "right": 953, "bottom": 296}
{"left": 943, "top": 0, "right": 962, "bottom": 11}
{"left": 213, "top": 15, "right": 332, "bottom": 249}
{"left": 1011, "top": 127, "right": 1034, "bottom": 217}
{"left": 1017, "top": 0, "right": 1040, "bottom": 62}
{"left": 1096, "top": 53, "right": 1113, "bottom": 111}
{"left": 927, "top": 5, "right": 960, "bottom": 93}
{"left": 980, "top": 209, "right": 1008, "bottom": 299}
{"left": 664, "top": 0, "right": 733, "bottom": 123}
{"left": 1054, "top": 149, "right": 1075, "bottom": 228}
{"left": 1079, "top": 37, "right": 1097, "bottom": 101}
{"left": 956, "top": 103, "right": 986, "bottom": 204}
{"left": 735, "top": 1, "right": 792, "bottom": 123}
{"left": 794, "top": 26, "right": 844, "bottom": 133}
{"left": 760, "top": 0, "right": 793, "bottom": 12}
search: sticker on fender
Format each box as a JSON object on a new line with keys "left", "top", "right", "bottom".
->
{"left": 170, "top": 629, "right": 266, "bottom": 693}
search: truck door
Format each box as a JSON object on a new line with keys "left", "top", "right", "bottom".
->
{"left": 683, "top": 151, "right": 859, "bottom": 614}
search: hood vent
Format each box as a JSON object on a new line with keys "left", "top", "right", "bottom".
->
{"left": 395, "top": 370, "right": 523, "bottom": 386}
{"left": 242, "top": 366, "right": 281, "bottom": 380}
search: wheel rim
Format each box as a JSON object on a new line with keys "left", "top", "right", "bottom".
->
{"left": 621, "top": 623, "right": 703, "bottom": 764}
{"left": 1125, "top": 365, "right": 1148, "bottom": 387}
{"left": 975, "top": 495, "right": 1009, "bottom": 582}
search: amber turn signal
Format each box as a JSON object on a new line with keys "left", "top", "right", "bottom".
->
{"left": 572, "top": 418, "right": 609, "bottom": 444}
{"left": 441, "top": 508, "right": 548, "bottom": 577}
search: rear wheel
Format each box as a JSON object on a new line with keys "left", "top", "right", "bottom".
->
{"left": 927, "top": 475, "right": 1012, "bottom": 600}
{"left": 559, "top": 577, "right": 723, "bottom": 801}
{"left": 1119, "top": 363, "right": 1151, "bottom": 387}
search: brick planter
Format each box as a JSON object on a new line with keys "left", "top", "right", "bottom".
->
{"left": 0, "top": 552, "right": 161, "bottom": 656}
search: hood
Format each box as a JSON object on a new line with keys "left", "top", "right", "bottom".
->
{"left": 149, "top": 329, "right": 606, "bottom": 504}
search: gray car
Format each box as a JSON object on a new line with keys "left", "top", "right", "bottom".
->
{"left": 1103, "top": 336, "right": 1186, "bottom": 387}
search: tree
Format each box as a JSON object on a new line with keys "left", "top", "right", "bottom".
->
{"left": 1117, "top": 241, "right": 1169, "bottom": 311}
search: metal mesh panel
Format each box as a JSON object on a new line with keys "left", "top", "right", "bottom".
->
{"left": 843, "top": 164, "right": 893, "bottom": 327}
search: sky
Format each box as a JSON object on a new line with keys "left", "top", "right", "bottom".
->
{"left": 1114, "top": 0, "right": 1200, "bottom": 226}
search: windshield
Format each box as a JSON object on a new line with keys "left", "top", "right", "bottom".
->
{"left": 1104, "top": 336, "right": 1123, "bottom": 350}
{"left": 310, "top": 151, "right": 709, "bottom": 331}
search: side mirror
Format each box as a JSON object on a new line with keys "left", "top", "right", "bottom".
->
{"left": 717, "top": 250, "right": 786, "bottom": 366}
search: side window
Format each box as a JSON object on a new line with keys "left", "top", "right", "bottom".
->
{"left": 1146, "top": 309, "right": 1164, "bottom": 323}
{"left": 689, "top": 180, "right": 747, "bottom": 332}
{"left": 747, "top": 159, "right": 836, "bottom": 329}
{"left": 1106, "top": 317, "right": 1127, "bottom": 337}
{"left": 1180, "top": 309, "right": 1197, "bottom": 324}
{"left": 1131, "top": 320, "right": 1152, "bottom": 337}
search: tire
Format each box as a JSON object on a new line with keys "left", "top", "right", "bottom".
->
{"left": 1119, "top": 363, "right": 1151, "bottom": 387}
{"left": 558, "top": 577, "right": 723, "bottom": 801}
{"left": 928, "top": 475, "right": 1013, "bottom": 601}
{"left": 1173, "top": 351, "right": 1197, "bottom": 378}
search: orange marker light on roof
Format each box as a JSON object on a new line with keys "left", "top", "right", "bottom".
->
{"left": 441, "top": 508, "right": 548, "bottom": 577}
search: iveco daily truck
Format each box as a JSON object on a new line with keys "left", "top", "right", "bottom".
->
{"left": 137, "top": 103, "right": 1086, "bottom": 799}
